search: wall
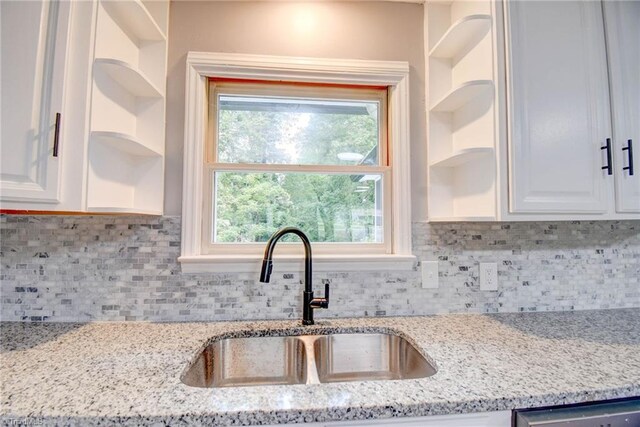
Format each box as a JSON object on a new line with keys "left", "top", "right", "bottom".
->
{"left": 164, "top": 1, "right": 427, "bottom": 219}
{"left": 1, "top": 2, "right": 639, "bottom": 323}
{"left": 1, "top": 215, "right": 638, "bottom": 322}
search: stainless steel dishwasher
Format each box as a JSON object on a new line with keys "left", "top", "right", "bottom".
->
{"left": 513, "top": 397, "right": 640, "bottom": 426}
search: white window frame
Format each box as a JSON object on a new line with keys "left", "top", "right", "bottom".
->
{"left": 205, "top": 81, "right": 390, "bottom": 255}
{"left": 179, "top": 52, "right": 415, "bottom": 273}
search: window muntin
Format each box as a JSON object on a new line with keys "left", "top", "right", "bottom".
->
{"left": 204, "top": 81, "right": 390, "bottom": 255}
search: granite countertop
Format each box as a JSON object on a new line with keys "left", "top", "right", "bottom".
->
{"left": 1, "top": 309, "right": 639, "bottom": 426}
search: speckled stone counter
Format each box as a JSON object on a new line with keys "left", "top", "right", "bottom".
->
{"left": 1, "top": 309, "right": 639, "bottom": 426}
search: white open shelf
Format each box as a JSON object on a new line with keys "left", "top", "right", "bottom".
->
{"left": 428, "top": 155, "right": 497, "bottom": 219}
{"left": 430, "top": 80, "right": 493, "bottom": 112}
{"left": 100, "top": 0, "right": 166, "bottom": 42}
{"left": 95, "top": 1, "right": 167, "bottom": 92}
{"left": 94, "top": 58, "right": 163, "bottom": 98}
{"left": 429, "top": 14, "right": 492, "bottom": 59}
{"left": 86, "top": 0, "right": 168, "bottom": 215}
{"left": 91, "top": 131, "right": 162, "bottom": 158}
{"left": 426, "top": 0, "right": 498, "bottom": 222}
{"left": 430, "top": 147, "right": 494, "bottom": 168}
{"left": 87, "top": 139, "right": 164, "bottom": 215}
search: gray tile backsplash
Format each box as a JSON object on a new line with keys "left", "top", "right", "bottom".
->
{"left": 1, "top": 215, "right": 638, "bottom": 322}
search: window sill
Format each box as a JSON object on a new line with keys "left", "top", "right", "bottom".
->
{"left": 178, "top": 254, "right": 417, "bottom": 274}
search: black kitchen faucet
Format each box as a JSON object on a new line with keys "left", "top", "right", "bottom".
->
{"left": 259, "top": 227, "right": 330, "bottom": 325}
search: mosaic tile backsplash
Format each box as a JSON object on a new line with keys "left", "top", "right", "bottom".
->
{"left": 0, "top": 215, "right": 638, "bottom": 322}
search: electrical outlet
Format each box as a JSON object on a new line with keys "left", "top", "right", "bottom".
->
{"left": 479, "top": 262, "right": 498, "bottom": 291}
{"left": 421, "top": 261, "right": 438, "bottom": 289}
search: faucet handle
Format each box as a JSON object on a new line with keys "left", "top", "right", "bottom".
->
{"left": 318, "top": 282, "right": 330, "bottom": 309}
{"left": 310, "top": 282, "right": 330, "bottom": 310}
{"left": 324, "top": 282, "right": 330, "bottom": 305}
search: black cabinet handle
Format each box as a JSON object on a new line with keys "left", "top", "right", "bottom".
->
{"left": 622, "top": 139, "right": 634, "bottom": 176}
{"left": 601, "top": 138, "right": 612, "bottom": 175}
{"left": 53, "top": 112, "right": 61, "bottom": 157}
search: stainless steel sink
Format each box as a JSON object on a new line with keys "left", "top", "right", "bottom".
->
{"left": 181, "top": 332, "right": 436, "bottom": 388}
{"left": 181, "top": 336, "right": 307, "bottom": 388}
{"left": 313, "top": 333, "right": 436, "bottom": 383}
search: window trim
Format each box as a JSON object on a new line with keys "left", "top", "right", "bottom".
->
{"left": 180, "top": 52, "right": 414, "bottom": 273}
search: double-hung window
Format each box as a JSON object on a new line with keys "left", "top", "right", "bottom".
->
{"left": 179, "top": 52, "right": 414, "bottom": 273}
{"left": 204, "top": 80, "right": 390, "bottom": 256}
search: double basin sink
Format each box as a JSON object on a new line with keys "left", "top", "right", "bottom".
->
{"left": 182, "top": 332, "right": 436, "bottom": 388}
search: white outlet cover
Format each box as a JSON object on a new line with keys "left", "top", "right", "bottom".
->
{"left": 479, "top": 262, "right": 498, "bottom": 291}
{"left": 421, "top": 261, "right": 439, "bottom": 289}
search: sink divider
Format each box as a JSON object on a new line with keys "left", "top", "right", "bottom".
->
{"left": 299, "top": 335, "right": 322, "bottom": 385}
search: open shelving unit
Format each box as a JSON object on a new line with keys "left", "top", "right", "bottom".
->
{"left": 86, "top": 0, "right": 169, "bottom": 214}
{"left": 426, "top": 0, "right": 499, "bottom": 221}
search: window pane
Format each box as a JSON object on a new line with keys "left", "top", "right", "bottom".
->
{"left": 213, "top": 172, "right": 383, "bottom": 243}
{"left": 217, "top": 95, "right": 380, "bottom": 165}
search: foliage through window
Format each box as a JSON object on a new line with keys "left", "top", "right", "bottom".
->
{"left": 205, "top": 80, "right": 390, "bottom": 253}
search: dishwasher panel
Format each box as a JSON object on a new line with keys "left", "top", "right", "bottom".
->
{"left": 513, "top": 397, "right": 640, "bottom": 426}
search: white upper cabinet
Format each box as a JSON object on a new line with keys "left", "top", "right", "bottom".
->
{"left": 604, "top": 0, "right": 640, "bottom": 213}
{"left": 505, "top": 0, "right": 612, "bottom": 214}
{"left": 427, "top": 0, "right": 639, "bottom": 221}
{"left": 0, "top": 0, "right": 168, "bottom": 214}
{"left": 0, "top": 0, "right": 71, "bottom": 204}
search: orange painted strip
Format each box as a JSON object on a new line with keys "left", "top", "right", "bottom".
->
{"left": 0, "top": 210, "right": 155, "bottom": 216}
{"left": 209, "top": 77, "right": 388, "bottom": 91}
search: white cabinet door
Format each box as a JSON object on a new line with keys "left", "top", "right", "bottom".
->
{"left": 604, "top": 0, "right": 640, "bottom": 213}
{"left": 325, "top": 411, "right": 511, "bottom": 427}
{"left": 0, "top": 0, "right": 70, "bottom": 204}
{"left": 505, "top": 0, "right": 612, "bottom": 214}
{"left": 264, "top": 410, "right": 511, "bottom": 427}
